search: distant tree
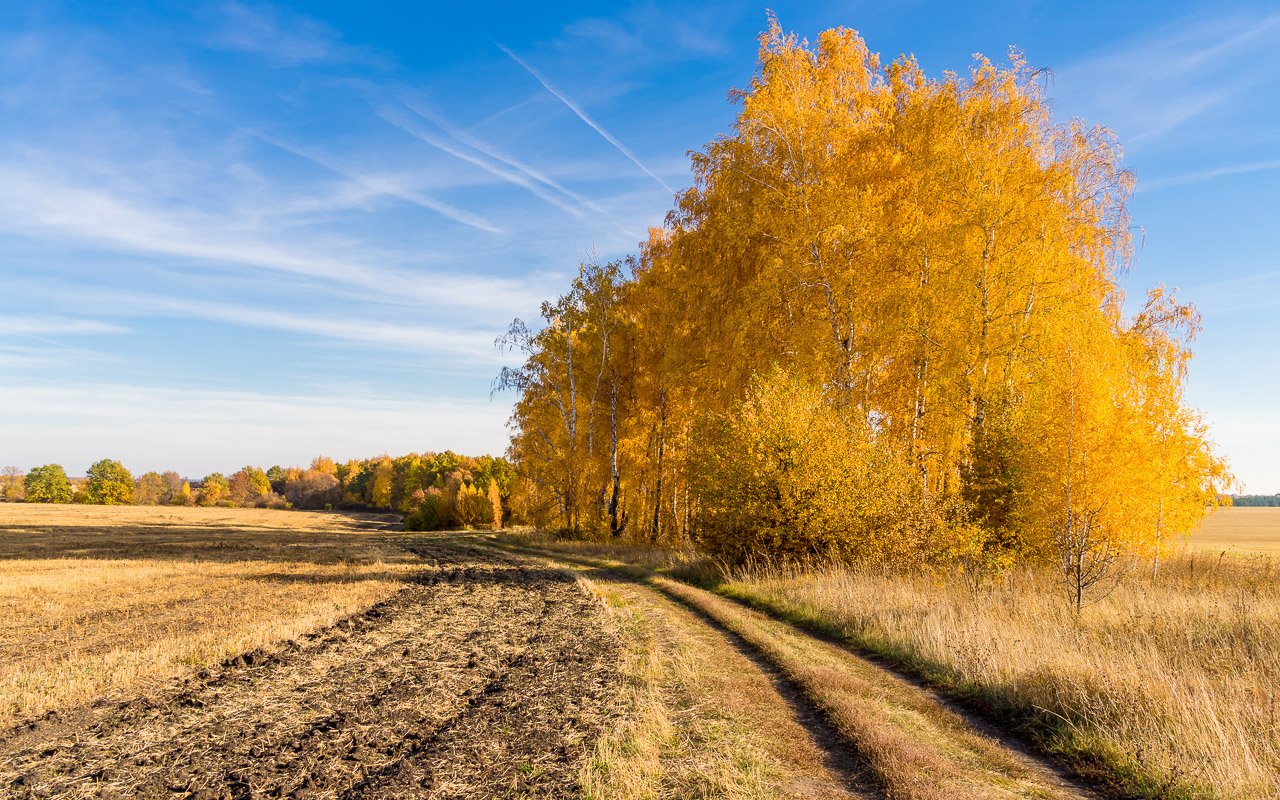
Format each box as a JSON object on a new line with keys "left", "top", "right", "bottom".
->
{"left": 370, "top": 458, "right": 394, "bottom": 509}
{"left": 310, "top": 456, "right": 338, "bottom": 476}
{"left": 336, "top": 459, "right": 359, "bottom": 488}
{"left": 487, "top": 481, "right": 504, "bottom": 529}
{"left": 25, "top": 464, "right": 73, "bottom": 504}
{"left": 134, "top": 471, "right": 169, "bottom": 505}
{"left": 227, "top": 472, "right": 251, "bottom": 507}
{"left": 1232, "top": 495, "right": 1280, "bottom": 507}
{"left": 405, "top": 487, "right": 448, "bottom": 531}
{"left": 428, "top": 450, "right": 463, "bottom": 479}
{"left": 442, "top": 470, "right": 467, "bottom": 527}
{"left": 454, "top": 484, "right": 492, "bottom": 528}
{"left": 390, "top": 455, "right": 421, "bottom": 511}
{"left": 175, "top": 480, "right": 195, "bottom": 506}
{"left": 0, "top": 466, "right": 25, "bottom": 501}
{"left": 283, "top": 469, "right": 341, "bottom": 509}
{"left": 341, "top": 461, "right": 372, "bottom": 506}
{"left": 229, "top": 466, "right": 272, "bottom": 506}
{"left": 84, "top": 459, "right": 135, "bottom": 505}
{"left": 266, "top": 465, "right": 287, "bottom": 494}
{"left": 478, "top": 455, "right": 515, "bottom": 494}
{"left": 160, "top": 471, "right": 184, "bottom": 503}
{"left": 197, "top": 473, "right": 230, "bottom": 506}
{"left": 248, "top": 466, "right": 272, "bottom": 495}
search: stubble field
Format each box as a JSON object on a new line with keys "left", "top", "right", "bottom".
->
{"left": 0, "top": 505, "right": 624, "bottom": 798}
{"left": 1194, "top": 506, "right": 1280, "bottom": 555}
{"left": 0, "top": 505, "right": 417, "bottom": 727}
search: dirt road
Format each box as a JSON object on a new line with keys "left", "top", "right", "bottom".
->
{"left": 0, "top": 539, "right": 622, "bottom": 799}
{"left": 505, "top": 540, "right": 1102, "bottom": 800}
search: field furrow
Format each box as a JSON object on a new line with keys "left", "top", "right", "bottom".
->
{"left": 0, "top": 538, "right": 623, "bottom": 800}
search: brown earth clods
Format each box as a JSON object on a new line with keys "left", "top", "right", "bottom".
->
{"left": 0, "top": 538, "right": 623, "bottom": 799}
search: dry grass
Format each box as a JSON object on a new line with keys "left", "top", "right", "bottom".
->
{"left": 654, "top": 577, "right": 1078, "bottom": 800}
{"left": 491, "top": 532, "right": 699, "bottom": 572}
{"left": 564, "top": 571, "right": 865, "bottom": 798}
{"left": 503, "top": 531, "right": 1280, "bottom": 798}
{"left": 0, "top": 504, "right": 420, "bottom": 728}
{"left": 502, "top": 538, "right": 1077, "bottom": 799}
{"left": 723, "top": 555, "right": 1280, "bottom": 799}
{"left": 577, "top": 580, "right": 780, "bottom": 799}
{"left": 1193, "top": 506, "right": 1280, "bottom": 556}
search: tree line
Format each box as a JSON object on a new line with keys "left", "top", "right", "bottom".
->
{"left": 1231, "top": 495, "right": 1280, "bottom": 508}
{"left": 0, "top": 452, "right": 515, "bottom": 530}
{"left": 497, "top": 21, "right": 1231, "bottom": 600}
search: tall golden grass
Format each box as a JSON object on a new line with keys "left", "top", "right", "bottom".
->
{"left": 723, "top": 552, "right": 1280, "bottom": 798}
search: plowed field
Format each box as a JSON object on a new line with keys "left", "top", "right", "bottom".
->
{"left": 0, "top": 522, "right": 621, "bottom": 799}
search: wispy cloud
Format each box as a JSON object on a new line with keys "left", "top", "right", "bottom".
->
{"left": 206, "top": 2, "right": 370, "bottom": 65}
{"left": 561, "top": 6, "right": 731, "bottom": 60}
{"left": 1138, "top": 158, "right": 1280, "bottom": 192}
{"left": 496, "top": 42, "right": 675, "bottom": 195}
{"left": 0, "top": 164, "right": 389, "bottom": 286}
{"left": 0, "top": 315, "right": 125, "bottom": 336}
{"left": 1055, "top": 11, "right": 1280, "bottom": 148}
{"left": 251, "top": 131, "right": 503, "bottom": 233}
{"left": 0, "top": 163, "right": 553, "bottom": 312}
{"left": 1183, "top": 269, "right": 1280, "bottom": 317}
{"left": 131, "top": 295, "right": 503, "bottom": 360}
{"left": 376, "top": 105, "right": 591, "bottom": 220}
{"left": 0, "top": 343, "right": 109, "bottom": 370}
{"left": 0, "top": 347, "right": 54, "bottom": 369}
{"left": 0, "top": 278, "right": 515, "bottom": 362}
{"left": 398, "top": 93, "right": 607, "bottom": 216}
{"left": 0, "top": 382, "right": 511, "bottom": 474}
{"left": 472, "top": 95, "right": 543, "bottom": 130}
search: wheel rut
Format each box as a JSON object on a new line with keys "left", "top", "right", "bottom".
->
{"left": 645, "top": 580, "right": 881, "bottom": 796}
{"left": 500, "top": 543, "right": 880, "bottom": 799}
{"left": 498, "top": 540, "right": 1103, "bottom": 800}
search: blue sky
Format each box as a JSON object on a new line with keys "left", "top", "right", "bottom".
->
{"left": 1, "top": 2, "right": 1277, "bottom": 490}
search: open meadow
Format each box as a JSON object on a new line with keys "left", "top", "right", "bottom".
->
{"left": 718, "top": 551, "right": 1280, "bottom": 798}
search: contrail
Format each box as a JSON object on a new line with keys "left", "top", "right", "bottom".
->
{"left": 250, "top": 130, "right": 502, "bottom": 234}
{"left": 399, "top": 94, "right": 607, "bottom": 215}
{"left": 379, "top": 105, "right": 590, "bottom": 219}
{"left": 496, "top": 43, "right": 675, "bottom": 196}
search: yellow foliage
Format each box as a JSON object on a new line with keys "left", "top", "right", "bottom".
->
{"left": 501, "top": 20, "right": 1231, "bottom": 572}
{"left": 692, "top": 370, "right": 938, "bottom": 566}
